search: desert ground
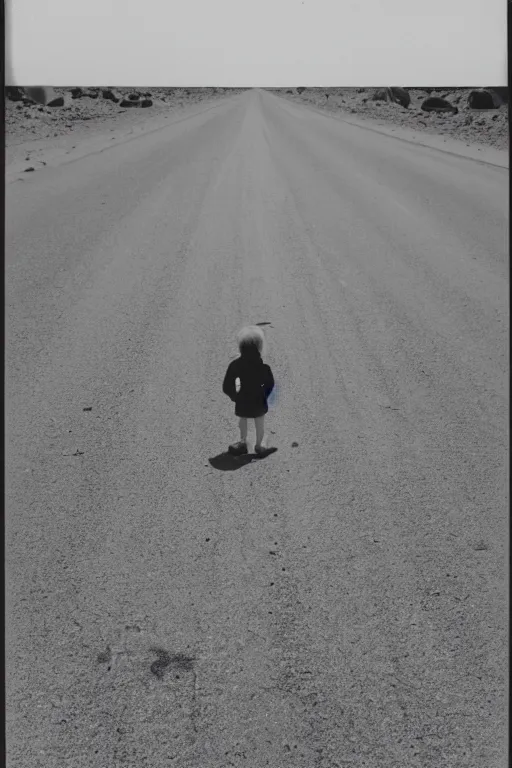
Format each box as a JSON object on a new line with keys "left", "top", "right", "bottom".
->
{"left": 6, "top": 88, "right": 508, "bottom": 767}
{"left": 5, "top": 87, "right": 248, "bottom": 174}
{"left": 6, "top": 87, "right": 508, "bottom": 175}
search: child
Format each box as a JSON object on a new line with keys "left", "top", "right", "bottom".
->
{"left": 223, "top": 325, "right": 275, "bottom": 456}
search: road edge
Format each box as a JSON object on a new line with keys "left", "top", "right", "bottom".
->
{"left": 264, "top": 91, "right": 509, "bottom": 170}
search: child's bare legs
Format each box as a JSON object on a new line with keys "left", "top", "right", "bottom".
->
{"left": 254, "top": 416, "right": 266, "bottom": 449}
{"left": 228, "top": 418, "right": 249, "bottom": 455}
{"left": 228, "top": 417, "right": 249, "bottom": 455}
{"left": 239, "top": 417, "right": 248, "bottom": 443}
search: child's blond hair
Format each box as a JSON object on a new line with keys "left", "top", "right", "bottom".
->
{"left": 237, "top": 325, "right": 265, "bottom": 356}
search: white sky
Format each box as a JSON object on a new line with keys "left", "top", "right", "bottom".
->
{"left": 6, "top": 0, "right": 507, "bottom": 87}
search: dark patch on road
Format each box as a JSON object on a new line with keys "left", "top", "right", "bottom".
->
{"left": 150, "top": 648, "right": 196, "bottom": 678}
{"left": 97, "top": 646, "right": 112, "bottom": 663}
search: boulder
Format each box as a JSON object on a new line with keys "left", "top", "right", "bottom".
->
{"left": 47, "top": 95, "right": 65, "bottom": 107}
{"left": 102, "top": 89, "right": 120, "bottom": 103}
{"left": 296, "top": 86, "right": 306, "bottom": 94}
{"left": 70, "top": 87, "right": 83, "bottom": 99}
{"left": 141, "top": 99, "right": 153, "bottom": 108}
{"left": 128, "top": 93, "right": 140, "bottom": 101}
{"left": 119, "top": 99, "right": 139, "bottom": 108}
{"left": 84, "top": 90, "right": 99, "bottom": 99}
{"left": 467, "top": 89, "right": 499, "bottom": 109}
{"left": 371, "top": 87, "right": 410, "bottom": 107}
{"left": 23, "top": 86, "right": 53, "bottom": 105}
{"left": 5, "top": 86, "right": 25, "bottom": 101}
{"left": 286, "top": 89, "right": 293, "bottom": 94}
{"left": 421, "top": 96, "right": 458, "bottom": 114}
{"left": 371, "top": 87, "right": 394, "bottom": 102}
{"left": 489, "top": 86, "right": 508, "bottom": 103}
{"left": 390, "top": 87, "right": 410, "bottom": 108}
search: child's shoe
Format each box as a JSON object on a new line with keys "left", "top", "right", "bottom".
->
{"left": 228, "top": 440, "right": 248, "bottom": 456}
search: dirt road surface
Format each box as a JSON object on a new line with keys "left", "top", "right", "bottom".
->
{"left": 6, "top": 89, "right": 508, "bottom": 767}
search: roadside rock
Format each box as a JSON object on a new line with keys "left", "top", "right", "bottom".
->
{"left": 23, "top": 87, "right": 57, "bottom": 106}
{"left": 102, "top": 89, "right": 120, "bottom": 103}
{"left": 6, "top": 87, "right": 25, "bottom": 101}
{"left": 421, "top": 96, "right": 458, "bottom": 114}
{"left": 371, "top": 87, "right": 410, "bottom": 108}
{"left": 390, "top": 87, "right": 410, "bottom": 108}
{"left": 489, "top": 87, "right": 508, "bottom": 103}
{"left": 119, "top": 97, "right": 152, "bottom": 108}
{"left": 371, "top": 88, "right": 394, "bottom": 103}
{"left": 47, "top": 95, "right": 65, "bottom": 107}
{"left": 468, "top": 89, "right": 499, "bottom": 109}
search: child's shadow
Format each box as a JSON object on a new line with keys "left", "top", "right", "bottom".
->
{"left": 208, "top": 447, "right": 277, "bottom": 471}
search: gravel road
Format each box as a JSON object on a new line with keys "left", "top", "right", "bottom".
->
{"left": 6, "top": 89, "right": 508, "bottom": 768}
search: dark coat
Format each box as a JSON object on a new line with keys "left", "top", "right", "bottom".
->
{"left": 223, "top": 354, "right": 275, "bottom": 418}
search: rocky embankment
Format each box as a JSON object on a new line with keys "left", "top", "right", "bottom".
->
{"left": 271, "top": 87, "right": 509, "bottom": 151}
{"left": 5, "top": 86, "right": 246, "bottom": 145}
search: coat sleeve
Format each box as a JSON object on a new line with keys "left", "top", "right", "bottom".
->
{"left": 222, "top": 362, "right": 237, "bottom": 401}
{"left": 263, "top": 365, "right": 275, "bottom": 399}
